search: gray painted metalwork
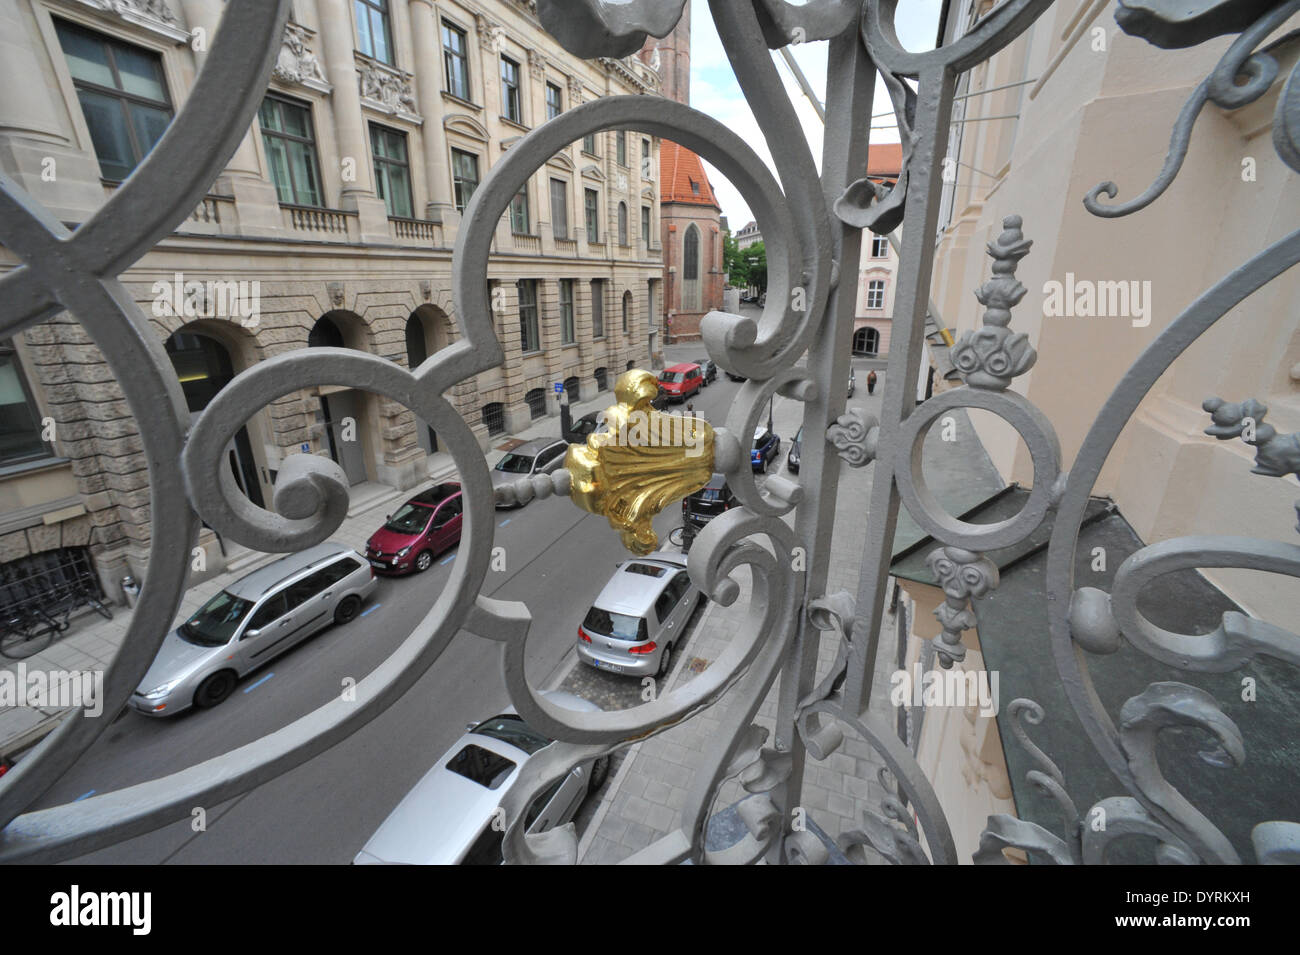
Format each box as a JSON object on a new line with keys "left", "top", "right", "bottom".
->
{"left": 0, "top": 0, "right": 1296, "bottom": 865}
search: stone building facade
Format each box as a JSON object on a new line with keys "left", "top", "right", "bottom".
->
{"left": 0, "top": 0, "right": 665, "bottom": 599}
{"left": 659, "top": 140, "right": 724, "bottom": 342}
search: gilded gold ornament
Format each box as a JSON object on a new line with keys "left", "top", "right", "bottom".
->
{"left": 565, "top": 369, "right": 715, "bottom": 554}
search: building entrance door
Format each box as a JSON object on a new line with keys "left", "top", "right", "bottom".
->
{"left": 318, "top": 392, "right": 368, "bottom": 486}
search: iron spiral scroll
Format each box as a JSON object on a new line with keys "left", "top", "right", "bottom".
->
{"left": 0, "top": 0, "right": 1295, "bottom": 866}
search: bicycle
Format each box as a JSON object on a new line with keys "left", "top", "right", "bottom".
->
{"left": 0, "top": 606, "right": 62, "bottom": 660}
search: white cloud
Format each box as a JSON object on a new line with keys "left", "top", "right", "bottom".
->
{"left": 681, "top": 2, "right": 944, "bottom": 228}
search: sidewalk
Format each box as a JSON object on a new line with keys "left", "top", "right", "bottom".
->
{"left": 576, "top": 357, "right": 901, "bottom": 863}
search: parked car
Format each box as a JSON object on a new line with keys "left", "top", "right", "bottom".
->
{"left": 568, "top": 411, "right": 607, "bottom": 438}
{"left": 490, "top": 438, "right": 569, "bottom": 506}
{"left": 657, "top": 363, "right": 704, "bottom": 403}
{"left": 693, "top": 357, "right": 718, "bottom": 385}
{"left": 787, "top": 426, "right": 803, "bottom": 473}
{"left": 848, "top": 366, "right": 856, "bottom": 398}
{"left": 682, "top": 472, "right": 738, "bottom": 530}
{"left": 365, "top": 483, "right": 463, "bottom": 575}
{"left": 576, "top": 551, "right": 703, "bottom": 679}
{"left": 726, "top": 368, "right": 748, "bottom": 382}
{"left": 353, "top": 691, "right": 609, "bottom": 865}
{"left": 130, "top": 542, "right": 376, "bottom": 716}
{"left": 751, "top": 426, "right": 781, "bottom": 472}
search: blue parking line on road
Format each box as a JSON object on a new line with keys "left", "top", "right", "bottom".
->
{"left": 360, "top": 602, "right": 382, "bottom": 618}
{"left": 499, "top": 518, "right": 511, "bottom": 527}
{"left": 243, "top": 672, "right": 275, "bottom": 694}
{"left": 75, "top": 790, "right": 95, "bottom": 801}
{"left": 440, "top": 554, "right": 456, "bottom": 565}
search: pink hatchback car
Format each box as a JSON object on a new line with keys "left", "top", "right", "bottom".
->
{"left": 364, "top": 482, "right": 464, "bottom": 575}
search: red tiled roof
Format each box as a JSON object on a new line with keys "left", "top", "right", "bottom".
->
{"left": 660, "top": 140, "right": 721, "bottom": 209}
{"left": 866, "top": 142, "right": 903, "bottom": 179}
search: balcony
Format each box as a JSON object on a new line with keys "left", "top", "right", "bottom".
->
{"left": 388, "top": 215, "right": 444, "bottom": 247}
{"left": 280, "top": 204, "right": 358, "bottom": 242}
{"left": 553, "top": 236, "right": 578, "bottom": 256}
{"left": 511, "top": 232, "right": 541, "bottom": 254}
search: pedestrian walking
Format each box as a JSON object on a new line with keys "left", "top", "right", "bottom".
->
{"left": 867, "top": 370, "right": 878, "bottom": 395}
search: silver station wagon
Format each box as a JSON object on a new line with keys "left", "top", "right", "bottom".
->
{"left": 576, "top": 551, "right": 703, "bottom": 679}
{"left": 130, "top": 541, "right": 376, "bottom": 717}
{"left": 353, "top": 691, "right": 609, "bottom": 865}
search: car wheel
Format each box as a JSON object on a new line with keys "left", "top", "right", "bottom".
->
{"left": 334, "top": 595, "right": 362, "bottom": 625}
{"left": 656, "top": 643, "right": 674, "bottom": 680}
{"left": 414, "top": 550, "right": 434, "bottom": 573}
{"left": 193, "top": 670, "right": 237, "bottom": 709}
{"left": 588, "top": 755, "right": 611, "bottom": 793}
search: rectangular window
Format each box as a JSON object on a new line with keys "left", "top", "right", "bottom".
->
{"left": 871, "top": 234, "right": 889, "bottom": 258}
{"left": 582, "top": 132, "right": 597, "bottom": 156}
{"left": 518, "top": 280, "right": 540, "bottom": 353}
{"left": 549, "top": 178, "right": 568, "bottom": 240}
{"left": 369, "top": 124, "right": 413, "bottom": 218}
{"left": 867, "top": 280, "right": 885, "bottom": 310}
{"left": 559, "top": 280, "right": 575, "bottom": 344}
{"left": 54, "top": 19, "right": 173, "bottom": 182}
{"left": 501, "top": 57, "right": 522, "bottom": 123}
{"left": 641, "top": 138, "right": 650, "bottom": 177}
{"left": 354, "top": 0, "right": 393, "bottom": 64}
{"left": 452, "top": 148, "right": 479, "bottom": 212}
{"left": 259, "top": 95, "right": 324, "bottom": 207}
{"left": 641, "top": 206, "right": 651, "bottom": 246}
{"left": 584, "top": 188, "right": 599, "bottom": 243}
{"left": 591, "top": 280, "right": 605, "bottom": 339}
{"left": 546, "top": 82, "right": 563, "bottom": 120}
{"left": 0, "top": 342, "right": 52, "bottom": 467}
{"left": 509, "top": 185, "right": 530, "bottom": 234}
{"left": 616, "top": 130, "right": 627, "bottom": 166}
{"left": 442, "top": 20, "right": 470, "bottom": 101}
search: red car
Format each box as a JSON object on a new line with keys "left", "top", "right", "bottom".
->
{"left": 365, "top": 482, "right": 464, "bottom": 575}
{"left": 658, "top": 363, "right": 704, "bottom": 403}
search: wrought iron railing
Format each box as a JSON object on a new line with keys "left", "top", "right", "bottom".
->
{"left": 0, "top": 0, "right": 1296, "bottom": 865}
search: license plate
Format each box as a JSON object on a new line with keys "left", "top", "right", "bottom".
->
{"left": 593, "top": 660, "right": 623, "bottom": 673}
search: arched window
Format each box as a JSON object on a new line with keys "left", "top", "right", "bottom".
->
{"left": 618, "top": 202, "right": 628, "bottom": 245}
{"left": 564, "top": 376, "right": 580, "bottom": 400}
{"left": 682, "top": 224, "right": 701, "bottom": 311}
{"left": 622, "top": 290, "right": 632, "bottom": 333}
{"left": 594, "top": 366, "right": 608, "bottom": 391}
{"left": 683, "top": 225, "right": 699, "bottom": 281}
{"left": 482, "top": 402, "right": 505, "bottom": 436}
{"left": 852, "top": 326, "right": 880, "bottom": 356}
{"left": 525, "top": 387, "right": 547, "bottom": 419}
{"left": 405, "top": 313, "right": 428, "bottom": 368}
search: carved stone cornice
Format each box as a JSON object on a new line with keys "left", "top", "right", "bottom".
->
{"left": 70, "top": 0, "right": 188, "bottom": 42}
{"left": 527, "top": 49, "right": 547, "bottom": 82}
{"left": 273, "top": 21, "right": 331, "bottom": 94}
{"left": 357, "top": 56, "right": 421, "bottom": 123}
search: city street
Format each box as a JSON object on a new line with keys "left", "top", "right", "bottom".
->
{"left": 34, "top": 357, "right": 800, "bottom": 863}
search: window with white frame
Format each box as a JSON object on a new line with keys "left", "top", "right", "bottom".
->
{"left": 871, "top": 234, "right": 889, "bottom": 257}
{"left": 866, "top": 279, "right": 886, "bottom": 310}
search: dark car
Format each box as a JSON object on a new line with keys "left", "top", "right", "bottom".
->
{"left": 366, "top": 482, "right": 464, "bottom": 574}
{"left": 682, "top": 473, "right": 738, "bottom": 530}
{"left": 751, "top": 426, "right": 781, "bottom": 472}
{"left": 787, "top": 426, "right": 803, "bottom": 473}
{"left": 726, "top": 368, "right": 747, "bottom": 382}
{"left": 569, "top": 411, "right": 607, "bottom": 438}
{"left": 693, "top": 358, "right": 718, "bottom": 385}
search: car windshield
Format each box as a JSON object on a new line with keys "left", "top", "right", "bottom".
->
{"left": 496, "top": 453, "right": 534, "bottom": 474}
{"left": 659, "top": 372, "right": 682, "bottom": 383}
{"left": 179, "top": 590, "right": 253, "bottom": 647}
{"left": 385, "top": 503, "right": 431, "bottom": 534}
{"left": 471, "top": 714, "right": 552, "bottom": 756}
{"left": 753, "top": 430, "right": 771, "bottom": 447}
{"left": 583, "top": 607, "right": 646, "bottom": 641}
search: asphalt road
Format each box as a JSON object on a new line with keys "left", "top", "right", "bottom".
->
{"left": 35, "top": 368, "right": 756, "bottom": 863}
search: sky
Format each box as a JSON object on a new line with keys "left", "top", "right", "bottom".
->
{"left": 685, "top": 1, "right": 945, "bottom": 228}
